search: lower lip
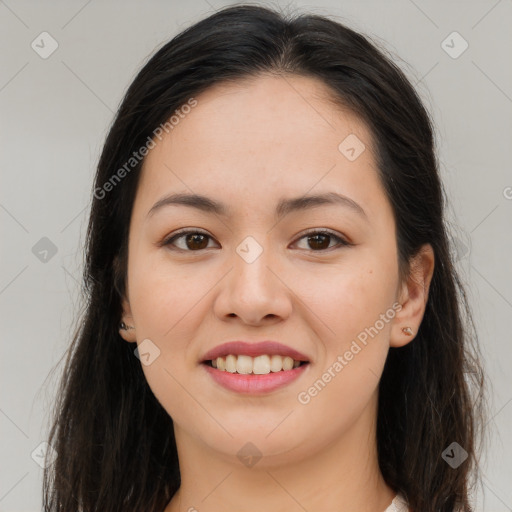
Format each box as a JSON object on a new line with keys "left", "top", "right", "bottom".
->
{"left": 202, "top": 363, "right": 309, "bottom": 394}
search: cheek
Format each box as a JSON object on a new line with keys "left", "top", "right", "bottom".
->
{"left": 127, "top": 256, "right": 207, "bottom": 424}
{"left": 295, "top": 254, "right": 398, "bottom": 416}
{"left": 128, "top": 249, "right": 207, "bottom": 341}
{"left": 292, "top": 251, "right": 398, "bottom": 347}
{"left": 126, "top": 257, "right": 209, "bottom": 419}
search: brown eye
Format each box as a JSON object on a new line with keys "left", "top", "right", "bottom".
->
{"left": 307, "top": 233, "right": 330, "bottom": 250}
{"left": 183, "top": 233, "right": 209, "bottom": 250}
{"left": 295, "top": 230, "right": 350, "bottom": 251}
{"left": 163, "top": 231, "right": 216, "bottom": 251}
{"left": 163, "top": 229, "right": 351, "bottom": 253}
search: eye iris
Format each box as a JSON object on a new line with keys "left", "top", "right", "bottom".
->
{"left": 308, "top": 233, "right": 330, "bottom": 250}
{"left": 186, "top": 233, "right": 208, "bottom": 250}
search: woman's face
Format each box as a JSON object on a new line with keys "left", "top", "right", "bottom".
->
{"left": 120, "top": 74, "right": 428, "bottom": 465}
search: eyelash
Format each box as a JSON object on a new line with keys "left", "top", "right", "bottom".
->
{"left": 161, "top": 228, "right": 352, "bottom": 253}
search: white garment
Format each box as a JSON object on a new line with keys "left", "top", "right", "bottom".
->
{"left": 383, "top": 493, "right": 409, "bottom": 512}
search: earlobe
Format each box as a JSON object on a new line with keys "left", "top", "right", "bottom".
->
{"left": 119, "top": 297, "right": 137, "bottom": 343}
{"left": 119, "top": 320, "right": 136, "bottom": 342}
{"left": 390, "top": 244, "right": 435, "bottom": 348}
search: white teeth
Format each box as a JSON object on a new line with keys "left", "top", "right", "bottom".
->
{"left": 282, "top": 356, "right": 294, "bottom": 371}
{"left": 225, "top": 354, "right": 237, "bottom": 373}
{"left": 236, "top": 355, "right": 253, "bottom": 374}
{"left": 253, "top": 355, "right": 270, "bottom": 374}
{"left": 270, "top": 354, "right": 283, "bottom": 372}
{"left": 212, "top": 354, "right": 304, "bottom": 374}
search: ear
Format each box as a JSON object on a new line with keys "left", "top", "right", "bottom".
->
{"left": 114, "top": 253, "right": 137, "bottom": 343}
{"left": 390, "top": 243, "right": 435, "bottom": 348}
{"left": 119, "top": 296, "right": 137, "bottom": 343}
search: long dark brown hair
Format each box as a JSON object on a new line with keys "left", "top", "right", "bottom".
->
{"left": 42, "top": 4, "right": 486, "bottom": 511}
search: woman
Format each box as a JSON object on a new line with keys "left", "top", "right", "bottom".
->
{"left": 43, "top": 4, "right": 486, "bottom": 511}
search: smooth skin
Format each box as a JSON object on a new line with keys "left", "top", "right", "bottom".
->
{"left": 118, "top": 74, "right": 435, "bottom": 512}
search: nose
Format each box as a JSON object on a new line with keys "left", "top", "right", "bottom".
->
{"left": 213, "top": 239, "right": 293, "bottom": 326}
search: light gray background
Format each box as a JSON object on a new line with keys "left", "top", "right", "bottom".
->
{"left": 1, "top": 0, "right": 511, "bottom": 510}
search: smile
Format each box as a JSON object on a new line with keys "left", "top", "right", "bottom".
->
{"left": 207, "top": 354, "right": 307, "bottom": 374}
{"left": 202, "top": 356, "right": 310, "bottom": 394}
{"left": 200, "top": 340, "right": 311, "bottom": 394}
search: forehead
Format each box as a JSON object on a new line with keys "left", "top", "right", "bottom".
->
{"left": 133, "top": 74, "right": 388, "bottom": 222}
{"left": 162, "top": 74, "right": 369, "bottom": 154}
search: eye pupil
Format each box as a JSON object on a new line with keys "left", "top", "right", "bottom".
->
{"left": 186, "top": 233, "right": 208, "bottom": 250}
{"left": 308, "top": 233, "right": 330, "bottom": 250}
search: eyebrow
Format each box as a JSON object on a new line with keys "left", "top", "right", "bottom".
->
{"left": 146, "top": 191, "right": 367, "bottom": 221}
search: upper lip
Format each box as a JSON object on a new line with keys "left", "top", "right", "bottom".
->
{"left": 201, "top": 341, "right": 310, "bottom": 362}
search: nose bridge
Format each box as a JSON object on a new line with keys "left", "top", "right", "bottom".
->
{"left": 217, "top": 233, "right": 291, "bottom": 323}
{"left": 232, "top": 234, "right": 274, "bottom": 293}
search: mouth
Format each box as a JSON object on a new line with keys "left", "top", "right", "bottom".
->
{"left": 200, "top": 341, "right": 310, "bottom": 394}
{"left": 202, "top": 354, "right": 309, "bottom": 374}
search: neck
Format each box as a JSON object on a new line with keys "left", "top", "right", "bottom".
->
{"left": 165, "top": 393, "right": 395, "bottom": 512}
